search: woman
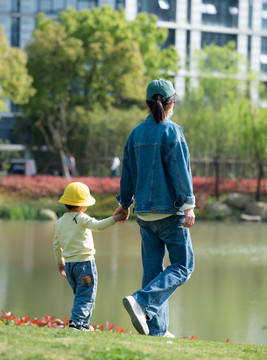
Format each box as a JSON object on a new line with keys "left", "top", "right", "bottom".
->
{"left": 114, "top": 79, "right": 195, "bottom": 337}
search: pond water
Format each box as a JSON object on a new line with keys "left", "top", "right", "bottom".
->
{"left": 0, "top": 219, "right": 267, "bottom": 345}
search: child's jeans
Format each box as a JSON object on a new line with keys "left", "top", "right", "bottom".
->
{"left": 134, "top": 215, "right": 194, "bottom": 336}
{"left": 65, "top": 260, "right": 97, "bottom": 327}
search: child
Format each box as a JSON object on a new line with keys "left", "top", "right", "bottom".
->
{"left": 53, "top": 181, "right": 125, "bottom": 331}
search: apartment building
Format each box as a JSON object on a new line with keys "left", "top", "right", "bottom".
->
{"left": 0, "top": 0, "right": 266, "bottom": 139}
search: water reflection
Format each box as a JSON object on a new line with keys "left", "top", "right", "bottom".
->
{"left": 0, "top": 219, "right": 267, "bottom": 345}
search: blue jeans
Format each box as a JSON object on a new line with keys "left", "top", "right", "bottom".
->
{"left": 65, "top": 260, "right": 97, "bottom": 327}
{"left": 133, "top": 215, "right": 194, "bottom": 336}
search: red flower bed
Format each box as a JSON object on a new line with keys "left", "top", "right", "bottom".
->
{"left": 193, "top": 177, "right": 267, "bottom": 196}
{"left": 0, "top": 175, "right": 121, "bottom": 198}
{"left": 0, "top": 175, "right": 266, "bottom": 199}
{"left": 0, "top": 311, "right": 130, "bottom": 333}
{"left": 0, "top": 311, "right": 232, "bottom": 342}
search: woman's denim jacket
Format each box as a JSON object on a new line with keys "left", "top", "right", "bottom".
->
{"left": 117, "top": 114, "right": 195, "bottom": 214}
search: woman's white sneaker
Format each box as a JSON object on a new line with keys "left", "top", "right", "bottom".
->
{"left": 123, "top": 296, "right": 149, "bottom": 335}
{"left": 163, "top": 330, "right": 175, "bottom": 338}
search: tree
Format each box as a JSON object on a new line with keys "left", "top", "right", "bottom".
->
{"left": 24, "top": 23, "right": 84, "bottom": 177}
{"left": 22, "top": 7, "right": 180, "bottom": 176}
{"left": 238, "top": 77, "right": 267, "bottom": 200}
{"left": 0, "top": 25, "right": 35, "bottom": 112}
{"left": 178, "top": 42, "right": 246, "bottom": 199}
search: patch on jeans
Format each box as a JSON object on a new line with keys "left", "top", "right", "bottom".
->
{"left": 82, "top": 275, "right": 93, "bottom": 287}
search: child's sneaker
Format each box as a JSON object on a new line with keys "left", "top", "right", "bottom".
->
{"left": 68, "top": 322, "right": 83, "bottom": 331}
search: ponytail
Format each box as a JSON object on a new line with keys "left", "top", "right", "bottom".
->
{"left": 152, "top": 94, "right": 165, "bottom": 124}
{"left": 146, "top": 94, "right": 175, "bottom": 124}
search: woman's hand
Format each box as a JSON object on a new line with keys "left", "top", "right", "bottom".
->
{"left": 182, "top": 208, "right": 195, "bottom": 228}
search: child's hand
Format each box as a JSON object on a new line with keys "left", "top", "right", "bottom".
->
{"left": 113, "top": 206, "right": 130, "bottom": 223}
{"left": 58, "top": 264, "right": 66, "bottom": 277}
{"left": 114, "top": 213, "right": 127, "bottom": 222}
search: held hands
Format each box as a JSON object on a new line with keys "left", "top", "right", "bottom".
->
{"left": 58, "top": 264, "right": 66, "bottom": 278}
{"left": 113, "top": 205, "right": 130, "bottom": 223}
{"left": 182, "top": 208, "right": 195, "bottom": 228}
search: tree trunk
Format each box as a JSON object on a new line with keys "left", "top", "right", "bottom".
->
{"left": 214, "top": 157, "right": 220, "bottom": 200}
{"left": 52, "top": 129, "right": 70, "bottom": 179}
{"left": 256, "top": 161, "right": 264, "bottom": 201}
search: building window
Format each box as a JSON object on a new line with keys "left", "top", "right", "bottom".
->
{"left": 138, "top": 0, "right": 177, "bottom": 22}
{"left": 76, "top": 0, "right": 98, "bottom": 10}
{"left": 187, "top": 0, "right": 191, "bottom": 23}
{"left": 247, "top": 35, "right": 251, "bottom": 65}
{"left": 201, "top": 0, "right": 238, "bottom": 28}
{"left": 12, "top": 0, "right": 20, "bottom": 12}
{"left": 11, "top": 17, "right": 20, "bottom": 47}
{"left": 248, "top": 0, "right": 253, "bottom": 29}
{"left": 116, "top": 0, "right": 125, "bottom": 10}
{"left": 54, "top": 0, "right": 66, "bottom": 12}
{"left": 262, "top": 0, "right": 267, "bottom": 30}
{"left": 37, "top": 0, "right": 68, "bottom": 14}
{"left": 261, "top": 37, "right": 267, "bottom": 74}
{"left": 39, "top": 0, "right": 52, "bottom": 13}
{"left": 11, "top": 102, "right": 20, "bottom": 113}
{"left": 161, "top": 28, "right": 175, "bottom": 49}
{"left": 201, "top": 32, "right": 237, "bottom": 48}
{"left": 186, "top": 30, "right": 191, "bottom": 65}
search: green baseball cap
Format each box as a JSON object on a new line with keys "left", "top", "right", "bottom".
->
{"left": 146, "top": 79, "right": 176, "bottom": 102}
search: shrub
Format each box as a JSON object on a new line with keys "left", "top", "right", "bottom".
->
{"left": 9, "top": 205, "right": 38, "bottom": 220}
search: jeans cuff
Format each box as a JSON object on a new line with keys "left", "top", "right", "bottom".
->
{"left": 149, "top": 330, "right": 168, "bottom": 336}
{"left": 132, "top": 293, "right": 152, "bottom": 321}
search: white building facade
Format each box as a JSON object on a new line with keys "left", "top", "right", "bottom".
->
{"left": 0, "top": 0, "right": 267, "bottom": 138}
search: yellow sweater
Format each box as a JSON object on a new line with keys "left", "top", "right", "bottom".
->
{"left": 53, "top": 212, "right": 115, "bottom": 264}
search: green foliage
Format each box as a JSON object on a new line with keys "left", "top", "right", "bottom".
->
{"left": 67, "top": 105, "right": 146, "bottom": 166}
{"left": 88, "top": 194, "right": 120, "bottom": 218}
{"left": 238, "top": 98, "right": 267, "bottom": 164}
{"left": 129, "top": 12, "right": 179, "bottom": 80}
{"left": 179, "top": 42, "right": 245, "bottom": 160}
{"left": 58, "top": 7, "right": 179, "bottom": 82}
{"left": 9, "top": 205, "right": 38, "bottom": 220}
{"left": 0, "top": 204, "right": 9, "bottom": 218}
{"left": 0, "top": 25, "right": 35, "bottom": 111}
{"left": 194, "top": 41, "right": 243, "bottom": 76}
{"left": 178, "top": 42, "right": 267, "bottom": 199}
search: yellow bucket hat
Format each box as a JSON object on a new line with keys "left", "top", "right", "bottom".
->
{"left": 58, "top": 182, "right": 95, "bottom": 207}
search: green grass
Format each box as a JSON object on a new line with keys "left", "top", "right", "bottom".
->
{"left": 1, "top": 325, "right": 267, "bottom": 360}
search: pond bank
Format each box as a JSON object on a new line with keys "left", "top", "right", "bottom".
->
{"left": 0, "top": 192, "right": 267, "bottom": 222}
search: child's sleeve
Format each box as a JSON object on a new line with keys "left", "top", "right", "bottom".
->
{"left": 53, "top": 224, "right": 64, "bottom": 265}
{"left": 83, "top": 214, "right": 115, "bottom": 231}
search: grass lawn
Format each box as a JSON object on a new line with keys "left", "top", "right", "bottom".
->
{"left": 1, "top": 325, "right": 267, "bottom": 360}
